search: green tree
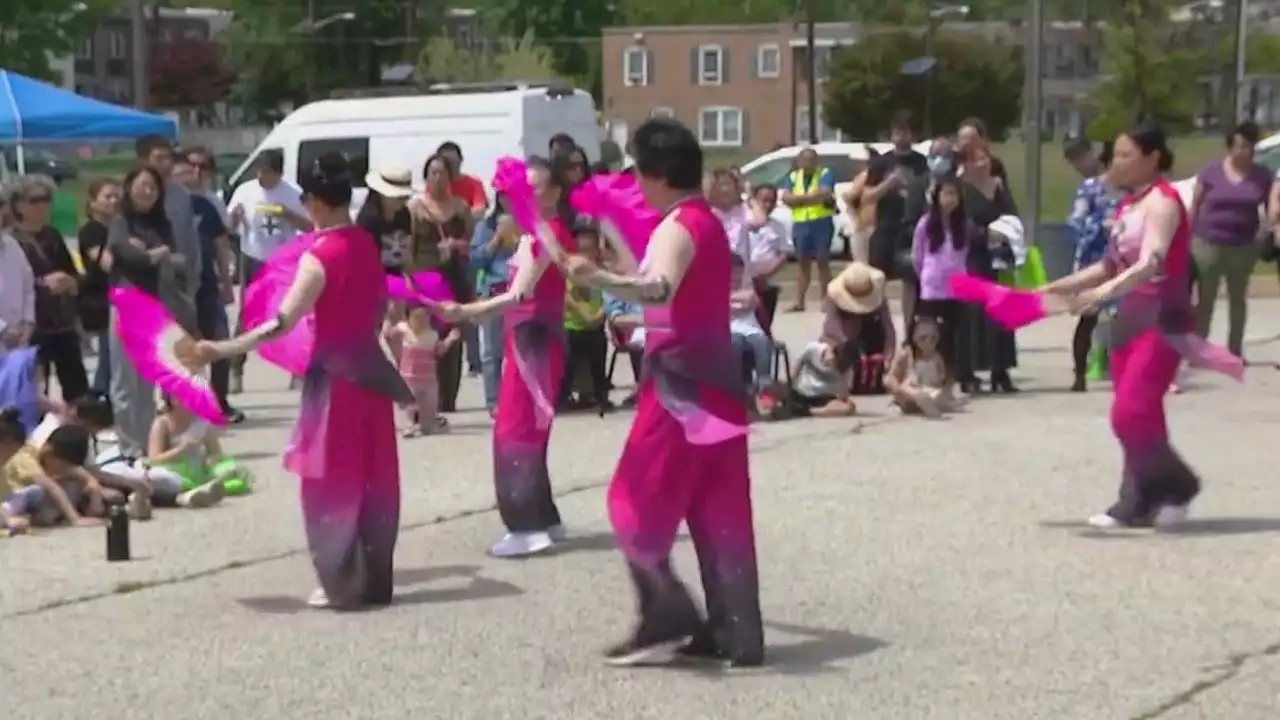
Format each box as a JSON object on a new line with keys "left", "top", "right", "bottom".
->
{"left": 0, "top": 0, "right": 113, "bottom": 82}
{"left": 823, "top": 30, "right": 1022, "bottom": 140}
{"left": 1087, "top": 0, "right": 1201, "bottom": 139}
{"left": 416, "top": 32, "right": 561, "bottom": 85}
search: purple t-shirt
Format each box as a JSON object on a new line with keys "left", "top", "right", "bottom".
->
{"left": 1194, "top": 161, "right": 1272, "bottom": 245}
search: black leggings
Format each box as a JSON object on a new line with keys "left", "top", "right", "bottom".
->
{"left": 561, "top": 327, "right": 609, "bottom": 404}
{"left": 437, "top": 340, "right": 463, "bottom": 412}
{"left": 36, "top": 330, "right": 88, "bottom": 402}
{"left": 1072, "top": 313, "right": 1099, "bottom": 377}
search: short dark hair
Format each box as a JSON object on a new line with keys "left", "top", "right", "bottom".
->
{"left": 259, "top": 149, "right": 285, "bottom": 174}
{"left": 630, "top": 118, "right": 702, "bottom": 192}
{"left": 549, "top": 133, "right": 576, "bottom": 153}
{"left": 752, "top": 183, "right": 777, "bottom": 197}
{"left": 45, "top": 424, "right": 90, "bottom": 467}
{"left": 135, "top": 135, "right": 173, "bottom": 159}
{"left": 1228, "top": 120, "right": 1261, "bottom": 146}
{"left": 436, "top": 141, "right": 463, "bottom": 159}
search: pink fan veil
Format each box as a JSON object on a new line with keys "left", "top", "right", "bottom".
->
{"left": 492, "top": 156, "right": 570, "bottom": 261}
{"left": 569, "top": 173, "right": 659, "bottom": 270}
{"left": 108, "top": 287, "right": 225, "bottom": 425}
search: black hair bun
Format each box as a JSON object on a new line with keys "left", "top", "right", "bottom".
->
{"left": 0, "top": 406, "right": 20, "bottom": 423}
{"left": 302, "top": 151, "right": 354, "bottom": 207}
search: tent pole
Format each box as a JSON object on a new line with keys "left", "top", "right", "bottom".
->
{"left": 0, "top": 71, "right": 25, "bottom": 174}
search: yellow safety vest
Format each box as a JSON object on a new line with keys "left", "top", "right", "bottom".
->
{"left": 789, "top": 168, "right": 835, "bottom": 222}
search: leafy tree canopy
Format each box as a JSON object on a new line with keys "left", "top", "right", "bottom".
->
{"left": 0, "top": 0, "right": 113, "bottom": 82}
{"left": 823, "top": 30, "right": 1022, "bottom": 140}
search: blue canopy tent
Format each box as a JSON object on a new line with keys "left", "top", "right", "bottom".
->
{"left": 0, "top": 69, "right": 176, "bottom": 174}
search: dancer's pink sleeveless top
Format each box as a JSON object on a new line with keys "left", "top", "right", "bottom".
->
{"left": 285, "top": 225, "right": 410, "bottom": 478}
{"left": 505, "top": 218, "right": 573, "bottom": 328}
{"left": 1106, "top": 179, "right": 1194, "bottom": 341}
{"left": 643, "top": 197, "right": 749, "bottom": 441}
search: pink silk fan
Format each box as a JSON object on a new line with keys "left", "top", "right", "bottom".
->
{"left": 108, "top": 287, "right": 225, "bottom": 425}
{"left": 386, "top": 269, "right": 455, "bottom": 305}
{"left": 948, "top": 273, "right": 1048, "bottom": 331}
{"left": 569, "top": 173, "right": 659, "bottom": 271}
{"left": 492, "top": 157, "right": 570, "bottom": 262}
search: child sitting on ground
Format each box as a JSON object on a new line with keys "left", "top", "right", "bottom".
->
{"left": 729, "top": 254, "right": 775, "bottom": 411}
{"left": 885, "top": 316, "right": 966, "bottom": 418}
{"left": 145, "top": 395, "right": 235, "bottom": 508}
{"left": 789, "top": 341, "right": 859, "bottom": 417}
{"left": 385, "top": 303, "right": 449, "bottom": 437}
{"left": 1, "top": 410, "right": 103, "bottom": 534}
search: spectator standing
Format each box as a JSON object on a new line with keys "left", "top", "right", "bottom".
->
{"left": 184, "top": 146, "right": 229, "bottom": 224}
{"left": 106, "top": 166, "right": 179, "bottom": 456}
{"left": 911, "top": 174, "right": 979, "bottom": 389}
{"left": 1064, "top": 139, "right": 1121, "bottom": 392}
{"left": 436, "top": 141, "right": 487, "bottom": 375}
{"left": 956, "top": 117, "right": 1010, "bottom": 184}
{"left": 226, "top": 149, "right": 310, "bottom": 392}
{"left": 175, "top": 158, "right": 243, "bottom": 423}
{"left": 0, "top": 192, "right": 36, "bottom": 359}
{"left": 357, "top": 165, "right": 416, "bottom": 274}
{"left": 1188, "top": 121, "right": 1273, "bottom": 359}
{"left": 743, "top": 183, "right": 792, "bottom": 330}
{"left": 781, "top": 147, "right": 836, "bottom": 312}
{"left": 470, "top": 195, "right": 517, "bottom": 415}
{"left": 859, "top": 112, "right": 930, "bottom": 328}
{"left": 136, "top": 136, "right": 201, "bottom": 335}
{"left": 6, "top": 176, "right": 87, "bottom": 402}
{"left": 77, "top": 178, "right": 121, "bottom": 393}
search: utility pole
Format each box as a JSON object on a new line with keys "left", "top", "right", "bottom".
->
{"left": 305, "top": 0, "right": 316, "bottom": 100}
{"left": 1233, "top": 0, "right": 1249, "bottom": 121}
{"left": 130, "top": 0, "right": 149, "bottom": 108}
{"left": 804, "top": 0, "right": 817, "bottom": 143}
{"left": 1022, "top": 0, "right": 1043, "bottom": 247}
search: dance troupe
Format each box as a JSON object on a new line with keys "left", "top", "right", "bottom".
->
{"left": 170, "top": 117, "right": 1239, "bottom": 667}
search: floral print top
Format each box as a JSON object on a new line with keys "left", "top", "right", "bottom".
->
{"left": 1067, "top": 176, "right": 1122, "bottom": 272}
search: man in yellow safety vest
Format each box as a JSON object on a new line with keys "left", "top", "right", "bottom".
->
{"left": 780, "top": 147, "right": 836, "bottom": 312}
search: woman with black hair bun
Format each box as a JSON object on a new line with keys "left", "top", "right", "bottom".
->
{"left": 432, "top": 155, "right": 578, "bottom": 559}
{"left": 1040, "top": 121, "right": 1240, "bottom": 531}
{"left": 186, "top": 151, "right": 413, "bottom": 610}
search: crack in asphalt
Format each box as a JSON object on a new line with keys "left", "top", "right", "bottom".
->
{"left": 2, "top": 424, "right": 860, "bottom": 620}
{"left": 1129, "top": 638, "right": 1280, "bottom": 719}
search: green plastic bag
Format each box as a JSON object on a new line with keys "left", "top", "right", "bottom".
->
{"left": 996, "top": 245, "right": 1048, "bottom": 290}
{"left": 51, "top": 192, "right": 80, "bottom": 244}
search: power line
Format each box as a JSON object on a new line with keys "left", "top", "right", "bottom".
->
{"left": 223, "top": 35, "right": 607, "bottom": 45}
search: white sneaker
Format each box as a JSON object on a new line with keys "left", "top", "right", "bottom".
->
{"left": 1154, "top": 504, "right": 1189, "bottom": 530}
{"left": 1086, "top": 513, "right": 1123, "bottom": 529}
{"left": 489, "top": 531, "right": 554, "bottom": 558}
{"left": 548, "top": 524, "right": 568, "bottom": 541}
{"left": 177, "top": 480, "right": 226, "bottom": 509}
{"left": 307, "top": 588, "right": 330, "bottom": 608}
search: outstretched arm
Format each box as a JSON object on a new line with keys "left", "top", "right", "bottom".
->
{"left": 1091, "top": 195, "right": 1179, "bottom": 304}
{"left": 568, "top": 217, "right": 695, "bottom": 307}
{"left": 206, "top": 254, "right": 326, "bottom": 359}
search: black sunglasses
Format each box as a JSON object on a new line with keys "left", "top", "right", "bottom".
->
{"left": 24, "top": 194, "right": 52, "bottom": 204}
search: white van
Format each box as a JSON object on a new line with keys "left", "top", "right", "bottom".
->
{"left": 222, "top": 81, "right": 601, "bottom": 214}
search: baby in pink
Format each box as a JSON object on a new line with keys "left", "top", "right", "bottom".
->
{"left": 385, "top": 306, "right": 451, "bottom": 436}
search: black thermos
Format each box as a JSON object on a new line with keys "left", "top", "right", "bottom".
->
{"left": 106, "top": 504, "right": 131, "bottom": 562}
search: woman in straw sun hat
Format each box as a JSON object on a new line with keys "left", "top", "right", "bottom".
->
{"left": 358, "top": 165, "right": 416, "bottom": 275}
{"left": 806, "top": 262, "right": 896, "bottom": 415}
{"left": 826, "top": 261, "right": 886, "bottom": 315}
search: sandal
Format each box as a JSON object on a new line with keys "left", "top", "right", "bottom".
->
{"left": 401, "top": 427, "right": 421, "bottom": 438}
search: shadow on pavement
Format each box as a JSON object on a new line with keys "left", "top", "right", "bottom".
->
{"left": 548, "top": 531, "right": 691, "bottom": 555}
{"left": 761, "top": 620, "right": 890, "bottom": 676}
{"left": 1040, "top": 517, "right": 1280, "bottom": 538}
{"left": 235, "top": 564, "right": 522, "bottom": 614}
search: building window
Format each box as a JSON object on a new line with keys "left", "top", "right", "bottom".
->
{"left": 108, "top": 31, "right": 126, "bottom": 59}
{"left": 76, "top": 38, "right": 93, "bottom": 60}
{"left": 794, "top": 106, "right": 844, "bottom": 144}
{"left": 650, "top": 107, "right": 675, "bottom": 119}
{"left": 699, "top": 106, "right": 743, "bottom": 147}
{"left": 623, "top": 46, "right": 649, "bottom": 87}
{"left": 697, "top": 44, "right": 724, "bottom": 85}
{"left": 756, "top": 44, "right": 780, "bottom": 78}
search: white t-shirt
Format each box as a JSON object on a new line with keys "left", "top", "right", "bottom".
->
{"left": 795, "top": 341, "right": 840, "bottom": 398}
{"left": 28, "top": 413, "right": 62, "bottom": 448}
{"left": 228, "top": 180, "right": 308, "bottom": 261}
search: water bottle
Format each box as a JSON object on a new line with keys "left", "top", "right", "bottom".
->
{"left": 106, "top": 504, "right": 131, "bottom": 562}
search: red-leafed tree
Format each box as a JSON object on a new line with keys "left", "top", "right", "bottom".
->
{"left": 149, "top": 38, "right": 238, "bottom": 109}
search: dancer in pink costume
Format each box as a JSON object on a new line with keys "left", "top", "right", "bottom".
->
{"left": 565, "top": 119, "right": 762, "bottom": 667}
{"left": 187, "top": 153, "right": 411, "bottom": 608}
{"left": 433, "top": 156, "right": 576, "bottom": 558}
{"left": 1041, "top": 122, "right": 1241, "bottom": 530}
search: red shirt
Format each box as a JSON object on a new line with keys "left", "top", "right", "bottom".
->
{"left": 450, "top": 174, "right": 488, "bottom": 212}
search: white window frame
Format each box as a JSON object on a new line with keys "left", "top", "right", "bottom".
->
{"left": 756, "top": 43, "right": 780, "bottom": 79}
{"left": 623, "top": 46, "right": 649, "bottom": 87}
{"left": 108, "top": 31, "right": 126, "bottom": 59}
{"left": 794, "top": 105, "right": 845, "bottom": 144}
{"left": 649, "top": 107, "right": 675, "bottom": 119}
{"left": 698, "top": 106, "right": 743, "bottom": 148}
{"left": 76, "top": 37, "right": 93, "bottom": 60}
{"left": 697, "top": 44, "right": 724, "bottom": 86}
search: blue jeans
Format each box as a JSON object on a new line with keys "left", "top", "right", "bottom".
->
{"left": 93, "top": 330, "right": 111, "bottom": 393}
{"left": 732, "top": 330, "right": 773, "bottom": 391}
{"left": 792, "top": 217, "right": 834, "bottom": 260}
{"left": 479, "top": 314, "right": 505, "bottom": 411}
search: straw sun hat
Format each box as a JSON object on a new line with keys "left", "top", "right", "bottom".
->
{"left": 826, "top": 262, "right": 886, "bottom": 315}
{"left": 365, "top": 165, "right": 415, "bottom": 198}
